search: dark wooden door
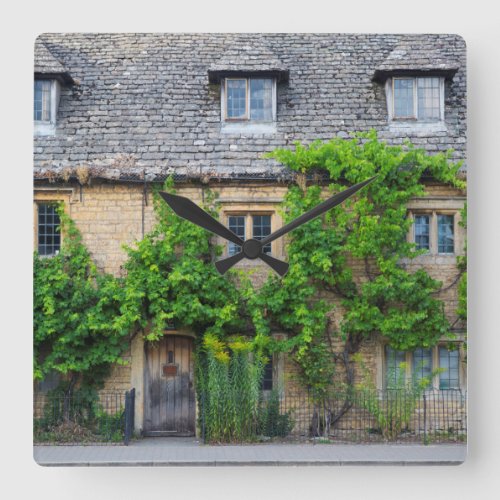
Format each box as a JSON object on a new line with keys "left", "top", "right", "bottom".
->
{"left": 144, "top": 336, "right": 195, "bottom": 436}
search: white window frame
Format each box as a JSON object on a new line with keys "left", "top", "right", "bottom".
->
{"left": 34, "top": 78, "right": 60, "bottom": 136}
{"left": 221, "top": 77, "right": 277, "bottom": 127}
{"left": 409, "top": 210, "right": 456, "bottom": 255}
{"left": 386, "top": 76, "right": 445, "bottom": 123}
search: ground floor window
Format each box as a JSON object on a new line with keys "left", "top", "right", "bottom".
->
{"left": 260, "top": 357, "right": 273, "bottom": 391}
{"left": 385, "top": 344, "right": 463, "bottom": 390}
{"left": 36, "top": 202, "right": 61, "bottom": 256}
{"left": 226, "top": 212, "right": 273, "bottom": 256}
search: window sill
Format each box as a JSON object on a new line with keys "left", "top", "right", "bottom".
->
{"left": 221, "top": 121, "right": 277, "bottom": 135}
{"left": 388, "top": 120, "right": 447, "bottom": 134}
{"left": 37, "top": 253, "right": 60, "bottom": 259}
{"left": 34, "top": 122, "right": 56, "bottom": 136}
{"left": 223, "top": 256, "right": 283, "bottom": 270}
{"left": 402, "top": 253, "right": 457, "bottom": 265}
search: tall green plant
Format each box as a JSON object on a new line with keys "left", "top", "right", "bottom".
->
{"left": 198, "top": 334, "right": 264, "bottom": 442}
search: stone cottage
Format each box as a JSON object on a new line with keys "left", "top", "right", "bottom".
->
{"left": 34, "top": 33, "right": 466, "bottom": 437}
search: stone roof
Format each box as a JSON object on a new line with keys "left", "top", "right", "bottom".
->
{"left": 33, "top": 33, "right": 466, "bottom": 183}
{"left": 373, "top": 38, "right": 460, "bottom": 81}
{"left": 34, "top": 39, "right": 74, "bottom": 83}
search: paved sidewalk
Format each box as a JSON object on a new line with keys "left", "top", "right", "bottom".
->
{"left": 34, "top": 438, "right": 466, "bottom": 466}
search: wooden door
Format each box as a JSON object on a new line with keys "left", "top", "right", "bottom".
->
{"left": 144, "top": 336, "right": 195, "bottom": 436}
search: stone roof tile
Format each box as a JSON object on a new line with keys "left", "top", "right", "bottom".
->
{"left": 374, "top": 38, "right": 460, "bottom": 80}
{"left": 34, "top": 38, "right": 74, "bottom": 83}
{"left": 208, "top": 36, "right": 288, "bottom": 82}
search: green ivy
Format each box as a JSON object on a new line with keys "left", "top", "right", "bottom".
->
{"left": 33, "top": 205, "right": 130, "bottom": 390}
{"left": 117, "top": 179, "right": 244, "bottom": 341}
{"left": 261, "top": 131, "right": 466, "bottom": 393}
{"left": 456, "top": 203, "right": 467, "bottom": 324}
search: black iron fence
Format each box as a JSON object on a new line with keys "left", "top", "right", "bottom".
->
{"left": 200, "top": 388, "right": 467, "bottom": 444}
{"left": 34, "top": 389, "right": 136, "bottom": 445}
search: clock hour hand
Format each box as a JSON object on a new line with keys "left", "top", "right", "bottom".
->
{"left": 215, "top": 250, "right": 289, "bottom": 276}
{"left": 260, "top": 176, "right": 377, "bottom": 246}
{"left": 159, "top": 192, "right": 244, "bottom": 247}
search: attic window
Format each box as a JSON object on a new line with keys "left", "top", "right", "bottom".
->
{"left": 34, "top": 80, "right": 52, "bottom": 121}
{"left": 34, "top": 78, "right": 61, "bottom": 136}
{"left": 388, "top": 76, "right": 444, "bottom": 122}
{"left": 222, "top": 77, "right": 276, "bottom": 123}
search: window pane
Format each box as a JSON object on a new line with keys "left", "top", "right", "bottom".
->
{"left": 393, "top": 79, "right": 414, "bottom": 118}
{"left": 228, "top": 215, "right": 245, "bottom": 255}
{"left": 413, "top": 348, "right": 432, "bottom": 385}
{"left": 226, "top": 79, "right": 247, "bottom": 119}
{"left": 417, "top": 77, "right": 441, "bottom": 121}
{"left": 252, "top": 215, "right": 271, "bottom": 254}
{"left": 260, "top": 358, "right": 273, "bottom": 390}
{"left": 437, "top": 214, "right": 454, "bottom": 253}
{"left": 386, "top": 346, "right": 406, "bottom": 388}
{"left": 34, "top": 80, "right": 51, "bottom": 121}
{"left": 439, "top": 347, "right": 460, "bottom": 389}
{"left": 249, "top": 79, "right": 273, "bottom": 121}
{"left": 414, "top": 215, "right": 430, "bottom": 251}
{"left": 37, "top": 203, "right": 61, "bottom": 256}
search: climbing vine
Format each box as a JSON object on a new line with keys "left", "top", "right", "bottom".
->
{"left": 456, "top": 203, "right": 467, "bottom": 325}
{"left": 259, "top": 131, "right": 466, "bottom": 395}
{"left": 33, "top": 205, "right": 129, "bottom": 393}
{"left": 117, "top": 178, "right": 244, "bottom": 341}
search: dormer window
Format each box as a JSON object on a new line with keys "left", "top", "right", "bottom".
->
{"left": 34, "top": 79, "right": 60, "bottom": 136}
{"left": 388, "top": 76, "right": 444, "bottom": 123}
{"left": 34, "top": 80, "right": 52, "bottom": 122}
{"left": 219, "top": 76, "right": 277, "bottom": 133}
{"left": 223, "top": 77, "right": 275, "bottom": 122}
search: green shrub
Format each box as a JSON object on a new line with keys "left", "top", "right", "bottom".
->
{"left": 353, "top": 354, "right": 439, "bottom": 440}
{"left": 257, "top": 390, "right": 294, "bottom": 438}
{"left": 34, "top": 386, "right": 124, "bottom": 443}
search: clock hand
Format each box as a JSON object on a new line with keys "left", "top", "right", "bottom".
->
{"left": 214, "top": 252, "right": 245, "bottom": 274}
{"left": 159, "top": 192, "right": 244, "bottom": 247}
{"left": 215, "top": 250, "right": 289, "bottom": 276}
{"left": 160, "top": 191, "right": 289, "bottom": 276}
{"left": 162, "top": 177, "right": 375, "bottom": 277}
{"left": 260, "top": 176, "right": 377, "bottom": 246}
{"left": 258, "top": 252, "right": 289, "bottom": 277}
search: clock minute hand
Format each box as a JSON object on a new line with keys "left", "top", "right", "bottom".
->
{"left": 159, "top": 192, "right": 244, "bottom": 247}
{"left": 260, "top": 176, "right": 377, "bottom": 246}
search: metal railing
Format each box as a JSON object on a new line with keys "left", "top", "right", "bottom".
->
{"left": 200, "top": 388, "right": 467, "bottom": 444}
{"left": 34, "top": 389, "right": 136, "bottom": 445}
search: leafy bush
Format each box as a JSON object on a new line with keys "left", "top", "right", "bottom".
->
{"left": 34, "top": 387, "right": 124, "bottom": 443}
{"left": 257, "top": 390, "right": 294, "bottom": 438}
{"left": 353, "top": 354, "right": 438, "bottom": 440}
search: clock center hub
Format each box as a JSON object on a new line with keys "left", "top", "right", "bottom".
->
{"left": 242, "top": 239, "right": 262, "bottom": 259}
